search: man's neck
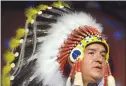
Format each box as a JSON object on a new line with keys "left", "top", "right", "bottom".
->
{"left": 83, "top": 81, "right": 88, "bottom": 86}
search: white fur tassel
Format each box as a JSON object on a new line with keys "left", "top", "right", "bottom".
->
{"left": 107, "top": 75, "right": 116, "bottom": 86}
{"left": 73, "top": 72, "right": 83, "bottom": 86}
{"left": 66, "top": 77, "right": 71, "bottom": 86}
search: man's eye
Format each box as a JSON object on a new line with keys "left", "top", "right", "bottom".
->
{"left": 101, "top": 54, "right": 106, "bottom": 58}
{"left": 89, "top": 52, "right": 94, "bottom": 55}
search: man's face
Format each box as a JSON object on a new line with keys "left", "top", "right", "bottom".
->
{"left": 81, "top": 43, "right": 106, "bottom": 83}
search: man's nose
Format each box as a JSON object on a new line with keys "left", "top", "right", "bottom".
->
{"left": 95, "top": 53, "right": 103, "bottom": 64}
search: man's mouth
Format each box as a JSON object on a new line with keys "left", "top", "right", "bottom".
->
{"left": 96, "top": 66, "right": 102, "bottom": 69}
{"left": 94, "top": 66, "right": 102, "bottom": 71}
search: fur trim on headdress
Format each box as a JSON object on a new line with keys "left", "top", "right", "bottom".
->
{"left": 33, "top": 12, "right": 103, "bottom": 86}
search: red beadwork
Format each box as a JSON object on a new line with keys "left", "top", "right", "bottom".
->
{"left": 58, "top": 54, "right": 69, "bottom": 63}
{"left": 68, "top": 36, "right": 82, "bottom": 41}
{"left": 64, "top": 40, "right": 78, "bottom": 44}
{"left": 61, "top": 44, "right": 76, "bottom": 48}
{"left": 70, "top": 33, "right": 83, "bottom": 39}
{"left": 59, "top": 47, "right": 73, "bottom": 52}
{"left": 69, "top": 64, "right": 75, "bottom": 77}
{"left": 85, "top": 26, "right": 94, "bottom": 35}
{"left": 60, "top": 58, "right": 67, "bottom": 71}
{"left": 74, "top": 61, "right": 78, "bottom": 73}
{"left": 77, "top": 60, "right": 81, "bottom": 72}
{"left": 79, "top": 26, "right": 90, "bottom": 35}
{"left": 74, "top": 28, "right": 87, "bottom": 37}
{"left": 91, "top": 27, "right": 100, "bottom": 35}
{"left": 107, "top": 63, "right": 112, "bottom": 75}
{"left": 59, "top": 50, "right": 71, "bottom": 55}
{"left": 104, "top": 65, "right": 108, "bottom": 86}
{"left": 57, "top": 51, "right": 70, "bottom": 59}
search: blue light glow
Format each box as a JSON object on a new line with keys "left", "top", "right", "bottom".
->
{"left": 113, "top": 31, "right": 123, "bottom": 40}
{"left": 5, "top": 40, "right": 10, "bottom": 48}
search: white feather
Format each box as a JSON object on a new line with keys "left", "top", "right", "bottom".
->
{"left": 66, "top": 77, "right": 71, "bottom": 86}
{"left": 32, "top": 12, "right": 103, "bottom": 86}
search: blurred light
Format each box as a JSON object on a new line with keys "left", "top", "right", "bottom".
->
{"left": 113, "top": 31, "right": 123, "bottom": 40}
{"left": 5, "top": 40, "right": 10, "bottom": 48}
{"left": 86, "top": 2, "right": 101, "bottom": 9}
{"left": 27, "top": 1, "right": 36, "bottom": 7}
{"left": 104, "top": 17, "right": 125, "bottom": 30}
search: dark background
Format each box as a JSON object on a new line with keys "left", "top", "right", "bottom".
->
{"left": 1, "top": 1, "right": 126, "bottom": 86}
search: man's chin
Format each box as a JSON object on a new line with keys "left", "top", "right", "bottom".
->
{"left": 90, "top": 73, "right": 103, "bottom": 83}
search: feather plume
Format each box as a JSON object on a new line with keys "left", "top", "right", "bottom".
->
{"left": 32, "top": 12, "right": 103, "bottom": 86}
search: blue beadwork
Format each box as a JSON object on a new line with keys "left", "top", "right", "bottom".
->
{"left": 98, "top": 36, "right": 103, "bottom": 41}
{"left": 72, "top": 50, "right": 81, "bottom": 60}
{"left": 89, "top": 35, "right": 92, "bottom": 38}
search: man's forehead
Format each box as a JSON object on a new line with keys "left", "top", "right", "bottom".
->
{"left": 85, "top": 43, "right": 106, "bottom": 52}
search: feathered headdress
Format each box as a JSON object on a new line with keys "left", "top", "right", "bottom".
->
{"left": 2, "top": 1, "right": 115, "bottom": 86}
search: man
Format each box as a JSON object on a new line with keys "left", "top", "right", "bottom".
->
{"left": 2, "top": 1, "right": 115, "bottom": 86}
{"left": 81, "top": 43, "right": 107, "bottom": 86}
{"left": 64, "top": 42, "right": 107, "bottom": 86}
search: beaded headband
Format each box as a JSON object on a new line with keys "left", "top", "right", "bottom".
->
{"left": 57, "top": 25, "right": 109, "bottom": 74}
